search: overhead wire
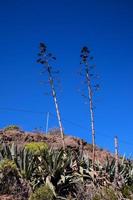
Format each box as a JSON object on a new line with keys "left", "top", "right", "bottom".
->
{"left": 0, "top": 106, "right": 132, "bottom": 147}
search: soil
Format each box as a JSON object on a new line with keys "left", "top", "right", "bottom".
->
{"left": 0, "top": 128, "right": 113, "bottom": 163}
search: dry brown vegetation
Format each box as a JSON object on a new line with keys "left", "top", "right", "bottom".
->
{"left": 0, "top": 128, "right": 112, "bottom": 163}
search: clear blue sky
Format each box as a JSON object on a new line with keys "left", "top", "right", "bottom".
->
{"left": 0, "top": 0, "right": 133, "bottom": 156}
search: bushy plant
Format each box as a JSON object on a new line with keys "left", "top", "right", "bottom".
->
{"left": 48, "top": 128, "right": 61, "bottom": 135}
{"left": 93, "top": 187, "right": 118, "bottom": 200}
{"left": 93, "top": 194, "right": 101, "bottom": 200}
{"left": 4, "top": 125, "right": 21, "bottom": 132}
{"left": 0, "top": 159, "right": 31, "bottom": 199}
{"left": 104, "top": 188, "right": 118, "bottom": 200}
{"left": 25, "top": 142, "right": 48, "bottom": 155}
{"left": 0, "top": 158, "right": 17, "bottom": 171}
{"left": 0, "top": 159, "right": 19, "bottom": 194}
{"left": 121, "top": 185, "right": 133, "bottom": 199}
{"left": 29, "top": 184, "right": 54, "bottom": 200}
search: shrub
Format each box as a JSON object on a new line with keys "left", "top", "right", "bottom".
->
{"left": 25, "top": 142, "right": 48, "bottom": 155}
{"left": 0, "top": 159, "right": 31, "bottom": 199}
{"left": 47, "top": 128, "right": 61, "bottom": 135}
{"left": 93, "top": 194, "right": 101, "bottom": 200}
{"left": 0, "top": 158, "right": 17, "bottom": 173}
{"left": 4, "top": 125, "right": 21, "bottom": 132}
{"left": 0, "top": 159, "right": 19, "bottom": 194}
{"left": 121, "top": 185, "right": 133, "bottom": 199}
{"left": 105, "top": 188, "right": 118, "bottom": 200}
{"left": 29, "top": 184, "right": 54, "bottom": 200}
{"left": 93, "top": 187, "right": 118, "bottom": 200}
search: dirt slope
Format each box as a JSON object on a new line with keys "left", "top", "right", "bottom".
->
{"left": 0, "top": 128, "right": 113, "bottom": 163}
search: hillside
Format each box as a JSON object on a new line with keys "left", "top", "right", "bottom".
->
{"left": 0, "top": 126, "right": 133, "bottom": 200}
{"left": 0, "top": 127, "right": 112, "bottom": 163}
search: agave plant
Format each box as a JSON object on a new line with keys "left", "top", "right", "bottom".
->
{"left": 0, "top": 142, "right": 18, "bottom": 161}
{"left": 102, "top": 157, "right": 116, "bottom": 183}
{"left": 15, "top": 147, "right": 35, "bottom": 180}
{"left": 59, "top": 149, "right": 94, "bottom": 187}
{"left": 118, "top": 158, "right": 133, "bottom": 187}
{"left": 35, "top": 148, "right": 79, "bottom": 198}
{"left": 92, "top": 156, "right": 133, "bottom": 188}
{"left": 0, "top": 142, "right": 132, "bottom": 199}
{"left": 0, "top": 143, "right": 38, "bottom": 188}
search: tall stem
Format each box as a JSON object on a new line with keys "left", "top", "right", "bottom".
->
{"left": 114, "top": 136, "right": 118, "bottom": 185}
{"left": 47, "top": 66, "right": 65, "bottom": 150}
{"left": 45, "top": 112, "right": 49, "bottom": 133}
{"left": 85, "top": 65, "right": 95, "bottom": 168}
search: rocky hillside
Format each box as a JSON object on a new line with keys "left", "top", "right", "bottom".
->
{"left": 0, "top": 126, "right": 132, "bottom": 200}
{"left": 0, "top": 127, "right": 112, "bottom": 163}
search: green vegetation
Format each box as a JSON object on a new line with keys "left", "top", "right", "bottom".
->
{"left": 29, "top": 185, "right": 54, "bottom": 200}
{"left": 0, "top": 141, "right": 132, "bottom": 200}
{"left": 0, "top": 158, "right": 17, "bottom": 172}
{"left": 121, "top": 185, "right": 133, "bottom": 199}
{"left": 0, "top": 159, "right": 19, "bottom": 194}
{"left": 93, "top": 187, "right": 119, "bottom": 200}
{"left": 103, "top": 188, "right": 118, "bottom": 200}
{"left": 4, "top": 125, "right": 21, "bottom": 132}
{"left": 25, "top": 142, "right": 48, "bottom": 155}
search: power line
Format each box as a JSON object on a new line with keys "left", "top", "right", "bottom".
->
{"left": 0, "top": 107, "right": 87, "bottom": 130}
{"left": 0, "top": 107, "right": 133, "bottom": 147}
{"left": 0, "top": 107, "right": 46, "bottom": 115}
{"left": 49, "top": 112, "right": 88, "bottom": 130}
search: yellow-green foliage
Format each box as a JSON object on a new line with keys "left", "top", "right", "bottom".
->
{"left": 4, "top": 125, "right": 20, "bottom": 132}
{"left": 29, "top": 184, "right": 54, "bottom": 200}
{"left": 93, "top": 187, "right": 118, "bottom": 200}
{"left": 0, "top": 159, "right": 19, "bottom": 182}
{"left": 93, "top": 194, "right": 101, "bottom": 200}
{"left": 0, "top": 159, "right": 16, "bottom": 171}
{"left": 121, "top": 185, "right": 133, "bottom": 199}
{"left": 104, "top": 188, "right": 118, "bottom": 200}
{"left": 25, "top": 142, "right": 48, "bottom": 155}
{"left": 0, "top": 159, "right": 21, "bottom": 194}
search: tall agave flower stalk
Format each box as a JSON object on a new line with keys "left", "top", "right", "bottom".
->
{"left": 80, "top": 47, "right": 99, "bottom": 168}
{"left": 37, "top": 43, "right": 65, "bottom": 150}
{"left": 114, "top": 136, "right": 119, "bottom": 185}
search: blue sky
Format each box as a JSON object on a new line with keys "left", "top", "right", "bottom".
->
{"left": 0, "top": 0, "right": 133, "bottom": 156}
